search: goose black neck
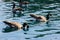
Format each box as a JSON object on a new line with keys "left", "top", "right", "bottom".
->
{"left": 12, "top": 2, "right": 15, "bottom": 9}
{"left": 46, "top": 14, "right": 50, "bottom": 20}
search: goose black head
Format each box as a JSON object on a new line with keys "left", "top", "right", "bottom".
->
{"left": 22, "top": 23, "right": 29, "bottom": 31}
{"left": 46, "top": 13, "right": 52, "bottom": 20}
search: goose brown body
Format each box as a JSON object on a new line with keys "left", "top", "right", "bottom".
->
{"left": 22, "top": 1, "right": 29, "bottom": 4}
{"left": 30, "top": 14, "right": 48, "bottom": 22}
{"left": 14, "top": 7, "right": 23, "bottom": 11}
{"left": 3, "top": 21, "right": 23, "bottom": 29}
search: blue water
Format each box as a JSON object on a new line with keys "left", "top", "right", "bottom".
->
{"left": 0, "top": 1, "right": 60, "bottom": 40}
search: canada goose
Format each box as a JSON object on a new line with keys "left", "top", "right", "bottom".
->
{"left": 30, "top": 13, "right": 52, "bottom": 22}
{"left": 19, "top": 1, "right": 29, "bottom": 10}
{"left": 22, "top": 1, "right": 29, "bottom": 4}
{"left": 3, "top": 21, "right": 29, "bottom": 31}
{"left": 12, "top": 2, "right": 24, "bottom": 17}
{"left": 12, "top": 2, "right": 23, "bottom": 12}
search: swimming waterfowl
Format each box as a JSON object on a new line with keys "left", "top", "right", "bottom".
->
{"left": 22, "top": 1, "right": 29, "bottom": 4}
{"left": 12, "top": 2, "right": 24, "bottom": 17}
{"left": 19, "top": 1, "right": 29, "bottom": 10}
{"left": 12, "top": 2, "right": 23, "bottom": 12}
{"left": 3, "top": 21, "right": 29, "bottom": 30}
{"left": 30, "top": 13, "right": 52, "bottom": 22}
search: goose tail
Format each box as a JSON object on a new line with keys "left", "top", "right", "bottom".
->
{"left": 3, "top": 21, "right": 11, "bottom": 25}
{"left": 30, "top": 14, "right": 38, "bottom": 19}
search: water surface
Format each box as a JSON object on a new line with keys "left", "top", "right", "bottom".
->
{"left": 0, "top": 0, "right": 60, "bottom": 40}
